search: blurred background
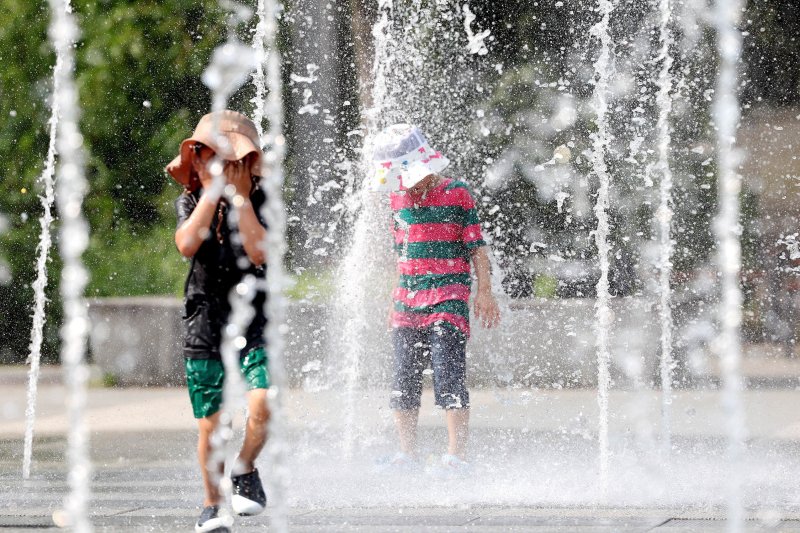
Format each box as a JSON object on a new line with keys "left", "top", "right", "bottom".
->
{"left": 0, "top": 0, "right": 798, "bottom": 372}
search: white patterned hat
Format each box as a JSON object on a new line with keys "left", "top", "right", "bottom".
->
{"left": 370, "top": 124, "right": 450, "bottom": 191}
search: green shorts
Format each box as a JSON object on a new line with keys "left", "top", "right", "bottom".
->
{"left": 185, "top": 347, "right": 270, "bottom": 419}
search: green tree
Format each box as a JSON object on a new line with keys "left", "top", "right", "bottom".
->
{"left": 0, "top": 0, "right": 58, "bottom": 363}
{"left": 0, "top": 1, "right": 234, "bottom": 363}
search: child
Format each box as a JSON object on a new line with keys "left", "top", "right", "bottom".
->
{"left": 371, "top": 124, "right": 501, "bottom": 472}
{"left": 167, "top": 110, "right": 270, "bottom": 532}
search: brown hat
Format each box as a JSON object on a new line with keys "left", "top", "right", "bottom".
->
{"left": 165, "top": 110, "right": 262, "bottom": 190}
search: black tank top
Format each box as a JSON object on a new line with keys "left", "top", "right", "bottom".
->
{"left": 175, "top": 186, "right": 268, "bottom": 360}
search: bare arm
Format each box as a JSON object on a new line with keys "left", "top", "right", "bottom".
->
{"left": 470, "top": 246, "right": 500, "bottom": 328}
{"left": 234, "top": 198, "right": 267, "bottom": 265}
{"left": 228, "top": 157, "right": 267, "bottom": 266}
{"left": 175, "top": 193, "right": 217, "bottom": 258}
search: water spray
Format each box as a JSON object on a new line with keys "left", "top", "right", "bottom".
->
{"left": 22, "top": 6, "right": 65, "bottom": 480}
{"left": 200, "top": 7, "right": 257, "bottom": 522}
{"left": 589, "top": 0, "right": 617, "bottom": 498}
{"left": 253, "top": 0, "right": 292, "bottom": 529}
{"left": 46, "top": 0, "right": 93, "bottom": 530}
{"left": 655, "top": 0, "right": 676, "bottom": 455}
{"left": 337, "top": 0, "right": 396, "bottom": 458}
{"left": 711, "top": 0, "right": 747, "bottom": 529}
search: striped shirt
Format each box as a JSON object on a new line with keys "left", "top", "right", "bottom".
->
{"left": 390, "top": 178, "right": 486, "bottom": 336}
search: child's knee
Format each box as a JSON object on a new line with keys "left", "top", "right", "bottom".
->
{"left": 247, "top": 389, "right": 271, "bottom": 425}
{"left": 248, "top": 405, "right": 271, "bottom": 426}
{"left": 197, "top": 412, "right": 221, "bottom": 436}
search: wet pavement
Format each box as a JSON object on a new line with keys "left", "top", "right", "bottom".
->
{"left": 2, "top": 365, "right": 800, "bottom": 531}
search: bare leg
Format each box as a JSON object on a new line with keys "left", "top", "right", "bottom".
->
{"left": 197, "top": 411, "right": 223, "bottom": 507}
{"left": 235, "top": 388, "right": 270, "bottom": 474}
{"left": 393, "top": 408, "right": 420, "bottom": 457}
{"left": 446, "top": 408, "right": 469, "bottom": 459}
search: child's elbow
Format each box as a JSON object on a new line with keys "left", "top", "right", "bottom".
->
{"left": 178, "top": 247, "right": 196, "bottom": 259}
{"left": 176, "top": 244, "right": 195, "bottom": 259}
{"left": 175, "top": 235, "right": 197, "bottom": 258}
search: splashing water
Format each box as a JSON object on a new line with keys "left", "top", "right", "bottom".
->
{"left": 332, "top": 0, "right": 498, "bottom": 459}
{"left": 589, "top": 0, "right": 617, "bottom": 497}
{"left": 462, "top": 3, "right": 490, "bottom": 56}
{"left": 251, "top": 2, "right": 269, "bottom": 139}
{"left": 335, "top": 0, "right": 396, "bottom": 458}
{"left": 252, "top": 0, "right": 291, "bottom": 529}
{"left": 46, "top": 0, "right": 93, "bottom": 530}
{"left": 712, "top": 0, "right": 747, "bottom": 529}
{"left": 22, "top": 20, "right": 64, "bottom": 481}
{"left": 336, "top": 192, "right": 394, "bottom": 458}
{"left": 655, "top": 0, "right": 676, "bottom": 454}
{"left": 203, "top": 40, "right": 256, "bottom": 113}
{"left": 201, "top": 18, "right": 257, "bottom": 518}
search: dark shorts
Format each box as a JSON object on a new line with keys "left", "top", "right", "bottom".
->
{"left": 391, "top": 324, "right": 469, "bottom": 410}
{"left": 185, "top": 347, "right": 270, "bottom": 419}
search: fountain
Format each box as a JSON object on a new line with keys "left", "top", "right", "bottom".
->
{"left": 588, "top": 0, "right": 617, "bottom": 496}
{"left": 712, "top": 0, "right": 747, "bottom": 528}
{"left": 198, "top": 18, "right": 258, "bottom": 526}
{"left": 288, "top": 0, "right": 757, "bottom": 518}
{"left": 335, "top": 0, "right": 394, "bottom": 458}
{"left": 654, "top": 0, "right": 676, "bottom": 455}
{"left": 46, "top": 0, "right": 92, "bottom": 530}
{"left": 22, "top": 4, "right": 62, "bottom": 481}
{"left": 329, "top": 0, "right": 500, "bottom": 458}
{"left": 6, "top": 0, "right": 793, "bottom": 531}
{"left": 252, "top": 0, "right": 292, "bottom": 529}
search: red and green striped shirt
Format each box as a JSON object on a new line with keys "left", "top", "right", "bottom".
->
{"left": 390, "top": 178, "right": 486, "bottom": 336}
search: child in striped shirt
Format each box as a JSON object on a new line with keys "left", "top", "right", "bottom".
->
{"left": 371, "top": 124, "right": 500, "bottom": 472}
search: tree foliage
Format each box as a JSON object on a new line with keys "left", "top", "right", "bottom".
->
{"left": 0, "top": 0, "right": 795, "bottom": 362}
{"left": 0, "top": 0, "right": 229, "bottom": 363}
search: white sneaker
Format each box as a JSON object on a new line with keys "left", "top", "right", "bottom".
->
{"left": 425, "top": 453, "right": 472, "bottom": 479}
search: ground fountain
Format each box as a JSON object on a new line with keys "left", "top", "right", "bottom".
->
{"left": 210, "top": 0, "right": 765, "bottom": 520}
{"left": 654, "top": 0, "right": 676, "bottom": 454}
{"left": 251, "top": 0, "right": 292, "bottom": 528}
{"left": 334, "top": 0, "right": 395, "bottom": 458}
{"left": 712, "top": 0, "right": 747, "bottom": 528}
{"left": 588, "top": 0, "right": 616, "bottom": 496}
{"left": 22, "top": 0, "right": 63, "bottom": 482}
{"left": 298, "top": 0, "right": 762, "bottom": 521}
{"left": 327, "top": 0, "right": 503, "bottom": 459}
{"left": 6, "top": 0, "right": 798, "bottom": 531}
{"left": 46, "top": 0, "right": 92, "bottom": 530}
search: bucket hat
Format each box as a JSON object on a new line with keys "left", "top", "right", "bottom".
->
{"left": 370, "top": 124, "right": 450, "bottom": 192}
{"left": 166, "top": 110, "right": 263, "bottom": 191}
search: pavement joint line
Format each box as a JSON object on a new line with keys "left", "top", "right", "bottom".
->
{"left": 107, "top": 506, "right": 146, "bottom": 517}
{"left": 647, "top": 518, "right": 673, "bottom": 530}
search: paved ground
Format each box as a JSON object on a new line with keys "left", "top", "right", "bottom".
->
{"left": 2, "top": 365, "right": 800, "bottom": 531}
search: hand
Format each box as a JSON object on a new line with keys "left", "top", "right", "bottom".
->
{"left": 473, "top": 289, "right": 500, "bottom": 329}
{"left": 196, "top": 156, "right": 224, "bottom": 202}
{"left": 198, "top": 168, "right": 214, "bottom": 191}
{"left": 224, "top": 155, "right": 254, "bottom": 197}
